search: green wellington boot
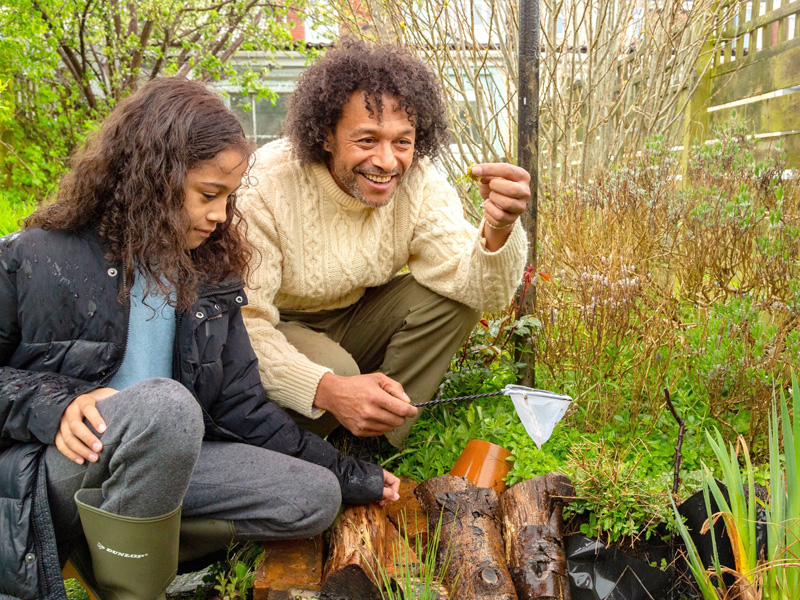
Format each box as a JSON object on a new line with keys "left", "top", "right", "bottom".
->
{"left": 75, "top": 489, "right": 181, "bottom": 600}
{"left": 178, "top": 518, "right": 236, "bottom": 565}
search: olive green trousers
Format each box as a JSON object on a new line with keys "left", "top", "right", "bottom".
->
{"left": 278, "top": 274, "right": 480, "bottom": 446}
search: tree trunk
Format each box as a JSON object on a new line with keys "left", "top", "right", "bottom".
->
{"left": 415, "top": 475, "right": 518, "bottom": 600}
{"left": 499, "top": 473, "right": 574, "bottom": 600}
{"left": 320, "top": 504, "right": 385, "bottom": 600}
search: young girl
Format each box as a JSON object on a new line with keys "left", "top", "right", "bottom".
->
{"left": 0, "top": 77, "right": 398, "bottom": 600}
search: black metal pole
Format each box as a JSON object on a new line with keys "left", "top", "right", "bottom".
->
{"left": 517, "top": 0, "right": 539, "bottom": 387}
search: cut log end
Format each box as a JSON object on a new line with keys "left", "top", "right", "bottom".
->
{"left": 384, "top": 519, "right": 421, "bottom": 581}
{"left": 323, "top": 504, "right": 386, "bottom": 587}
{"left": 319, "top": 563, "right": 381, "bottom": 600}
{"left": 252, "top": 536, "right": 324, "bottom": 600}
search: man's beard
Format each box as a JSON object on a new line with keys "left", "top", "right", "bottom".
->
{"left": 330, "top": 158, "right": 403, "bottom": 208}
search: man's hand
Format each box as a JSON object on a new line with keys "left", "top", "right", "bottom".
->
{"left": 472, "top": 163, "right": 531, "bottom": 251}
{"left": 314, "top": 372, "right": 418, "bottom": 437}
{"left": 54, "top": 387, "right": 117, "bottom": 465}
{"left": 379, "top": 469, "right": 401, "bottom": 506}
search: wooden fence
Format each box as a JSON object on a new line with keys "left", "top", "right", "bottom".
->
{"left": 684, "top": 0, "right": 800, "bottom": 166}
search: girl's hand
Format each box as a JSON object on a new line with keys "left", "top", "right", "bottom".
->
{"left": 54, "top": 387, "right": 117, "bottom": 465}
{"left": 379, "top": 468, "right": 401, "bottom": 506}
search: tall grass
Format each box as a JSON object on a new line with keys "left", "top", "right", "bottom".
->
{"left": 763, "top": 371, "right": 800, "bottom": 597}
{"left": 672, "top": 371, "right": 800, "bottom": 599}
{"left": 361, "top": 511, "right": 457, "bottom": 600}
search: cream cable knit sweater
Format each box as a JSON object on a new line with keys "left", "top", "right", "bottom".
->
{"left": 240, "top": 139, "right": 527, "bottom": 417}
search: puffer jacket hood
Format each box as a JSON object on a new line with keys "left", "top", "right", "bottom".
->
{"left": 0, "top": 228, "right": 384, "bottom": 600}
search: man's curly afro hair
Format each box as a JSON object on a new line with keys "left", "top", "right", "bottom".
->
{"left": 283, "top": 41, "right": 450, "bottom": 165}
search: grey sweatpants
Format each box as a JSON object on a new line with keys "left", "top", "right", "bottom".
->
{"left": 45, "top": 378, "right": 341, "bottom": 558}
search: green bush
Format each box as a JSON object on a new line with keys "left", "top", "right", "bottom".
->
{"left": 386, "top": 119, "right": 799, "bottom": 547}
{"left": 0, "top": 190, "right": 33, "bottom": 235}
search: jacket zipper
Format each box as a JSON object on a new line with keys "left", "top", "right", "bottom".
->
{"left": 100, "top": 267, "right": 130, "bottom": 386}
{"left": 173, "top": 311, "right": 182, "bottom": 380}
{"left": 173, "top": 282, "right": 247, "bottom": 444}
{"left": 172, "top": 281, "right": 242, "bottom": 380}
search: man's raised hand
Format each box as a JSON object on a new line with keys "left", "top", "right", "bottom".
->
{"left": 471, "top": 163, "right": 531, "bottom": 251}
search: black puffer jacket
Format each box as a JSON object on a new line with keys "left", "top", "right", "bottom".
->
{"left": 0, "top": 227, "right": 384, "bottom": 600}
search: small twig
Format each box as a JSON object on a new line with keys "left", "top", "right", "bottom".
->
{"left": 0, "top": 140, "right": 36, "bottom": 176}
{"left": 664, "top": 387, "right": 686, "bottom": 496}
{"left": 664, "top": 387, "right": 686, "bottom": 600}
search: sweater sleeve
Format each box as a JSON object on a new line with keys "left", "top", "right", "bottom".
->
{"left": 206, "top": 296, "right": 383, "bottom": 504}
{"left": 407, "top": 166, "right": 528, "bottom": 312}
{"left": 239, "top": 178, "right": 332, "bottom": 419}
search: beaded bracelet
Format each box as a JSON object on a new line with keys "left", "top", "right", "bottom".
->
{"left": 486, "top": 220, "right": 513, "bottom": 230}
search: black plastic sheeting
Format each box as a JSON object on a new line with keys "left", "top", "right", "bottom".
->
{"left": 676, "top": 486, "right": 736, "bottom": 580}
{"left": 566, "top": 535, "right": 673, "bottom": 600}
{"left": 565, "top": 483, "right": 768, "bottom": 600}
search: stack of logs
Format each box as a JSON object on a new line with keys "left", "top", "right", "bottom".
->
{"left": 253, "top": 472, "right": 574, "bottom": 600}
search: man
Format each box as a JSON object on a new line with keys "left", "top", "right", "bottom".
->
{"left": 240, "top": 41, "right": 529, "bottom": 447}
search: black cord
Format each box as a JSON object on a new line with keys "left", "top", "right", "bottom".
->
{"left": 412, "top": 390, "right": 505, "bottom": 408}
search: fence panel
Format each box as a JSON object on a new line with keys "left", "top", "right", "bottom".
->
{"left": 688, "top": 0, "right": 800, "bottom": 166}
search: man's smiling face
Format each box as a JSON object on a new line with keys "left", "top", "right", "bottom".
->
{"left": 324, "top": 92, "right": 416, "bottom": 207}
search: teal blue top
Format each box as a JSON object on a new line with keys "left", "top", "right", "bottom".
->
{"left": 109, "top": 270, "right": 176, "bottom": 390}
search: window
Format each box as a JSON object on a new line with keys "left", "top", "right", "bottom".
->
{"left": 229, "top": 93, "right": 289, "bottom": 144}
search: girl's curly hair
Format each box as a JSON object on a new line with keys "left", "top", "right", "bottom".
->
{"left": 25, "top": 77, "right": 255, "bottom": 311}
{"left": 284, "top": 41, "right": 450, "bottom": 164}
